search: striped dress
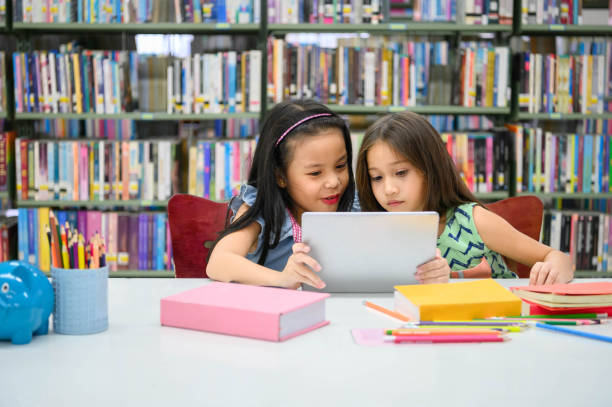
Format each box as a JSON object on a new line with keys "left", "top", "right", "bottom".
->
{"left": 437, "top": 203, "right": 517, "bottom": 278}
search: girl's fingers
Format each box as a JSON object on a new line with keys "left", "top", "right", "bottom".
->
{"left": 543, "top": 268, "right": 559, "bottom": 285}
{"left": 529, "top": 262, "right": 542, "bottom": 286}
{"left": 293, "top": 263, "right": 325, "bottom": 288}
{"left": 291, "top": 252, "right": 321, "bottom": 272}
{"left": 292, "top": 242, "right": 311, "bottom": 254}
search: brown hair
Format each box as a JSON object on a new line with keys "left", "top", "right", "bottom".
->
{"left": 355, "top": 111, "right": 480, "bottom": 215}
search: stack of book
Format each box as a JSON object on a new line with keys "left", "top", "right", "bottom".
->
{"left": 268, "top": 0, "right": 386, "bottom": 24}
{"left": 15, "top": 138, "right": 180, "bottom": 202}
{"left": 13, "top": 45, "right": 262, "bottom": 114}
{"left": 186, "top": 138, "right": 256, "bottom": 201}
{"left": 268, "top": 36, "right": 509, "bottom": 108}
{"left": 507, "top": 125, "right": 611, "bottom": 194}
{"left": 516, "top": 38, "right": 611, "bottom": 115}
{"left": 511, "top": 282, "right": 612, "bottom": 316}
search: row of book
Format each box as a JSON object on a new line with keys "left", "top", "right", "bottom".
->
{"left": 441, "top": 132, "right": 510, "bottom": 193}
{"left": 516, "top": 38, "right": 612, "bottom": 114}
{"left": 17, "top": 208, "right": 172, "bottom": 272}
{"left": 268, "top": 0, "right": 386, "bottom": 24}
{"left": 392, "top": 0, "right": 513, "bottom": 24}
{"left": 520, "top": 0, "right": 612, "bottom": 25}
{"left": 186, "top": 138, "right": 256, "bottom": 201}
{"left": 15, "top": 139, "right": 180, "bottom": 202}
{"left": 268, "top": 37, "right": 510, "bottom": 108}
{"left": 541, "top": 211, "right": 611, "bottom": 272}
{"left": 166, "top": 50, "right": 262, "bottom": 114}
{"left": 507, "top": 125, "right": 611, "bottom": 195}
{"left": 13, "top": 46, "right": 263, "bottom": 114}
{"left": 13, "top": 0, "right": 260, "bottom": 23}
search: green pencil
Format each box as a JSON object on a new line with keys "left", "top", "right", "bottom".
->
{"left": 509, "top": 313, "right": 607, "bottom": 319}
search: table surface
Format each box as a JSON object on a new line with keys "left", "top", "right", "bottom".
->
{"left": 2, "top": 278, "right": 612, "bottom": 407}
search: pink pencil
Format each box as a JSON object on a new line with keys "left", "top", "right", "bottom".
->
{"left": 386, "top": 334, "right": 507, "bottom": 344}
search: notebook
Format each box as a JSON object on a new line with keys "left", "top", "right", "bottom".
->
{"left": 301, "top": 211, "right": 439, "bottom": 293}
{"left": 160, "top": 282, "right": 330, "bottom": 341}
{"left": 511, "top": 282, "right": 612, "bottom": 308}
{"left": 394, "top": 279, "right": 522, "bottom": 321}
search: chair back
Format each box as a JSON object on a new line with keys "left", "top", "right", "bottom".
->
{"left": 168, "top": 194, "right": 229, "bottom": 278}
{"left": 486, "top": 195, "right": 544, "bottom": 278}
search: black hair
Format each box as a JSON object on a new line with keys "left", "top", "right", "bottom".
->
{"left": 209, "top": 100, "right": 355, "bottom": 266}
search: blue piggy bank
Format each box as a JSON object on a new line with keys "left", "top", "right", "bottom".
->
{"left": 0, "top": 261, "right": 54, "bottom": 345}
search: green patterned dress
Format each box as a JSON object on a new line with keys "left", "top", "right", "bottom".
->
{"left": 437, "top": 203, "right": 517, "bottom": 278}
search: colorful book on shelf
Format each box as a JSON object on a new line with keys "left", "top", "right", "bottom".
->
{"left": 394, "top": 279, "right": 522, "bottom": 321}
{"left": 511, "top": 282, "right": 612, "bottom": 308}
{"left": 160, "top": 282, "right": 330, "bottom": 342}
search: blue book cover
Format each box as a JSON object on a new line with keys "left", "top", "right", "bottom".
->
{"left": 204, "top": 142, "right": 211, "bottom": 199}
{"left": 81, "top": 54, "right": 90, "bottom": 113}
{"left": 225, "top": 142, "right": 231, "bottom": 199}
{"left": 155, "top": 214, "right": 166, "bottom": 270}
{"left": 18, "top": 208, "right": 28, "bottom": 262}
{"left": 209, "top": 142, "right": 216, "bottom": 199}
{"left": 56, "top": 211, "right": 67, "bottom": 232}
{"left": 598, "top": 135, "right": 604, "bottom": 193}
{"left": 66, "top": 211, "right": 78, "bottom": 232}
{"left": 583, "top": 135, "right": 593, "bottom": 193}
{"left": 23, "top": 54, "right": 31, "bottom": 112}
{"left": 228, "top": 53, "right": 236, "bottom": 113}
{"left": 78, "top": 0, "right": 83, "bottom": 22}
{"left": 13, "top": 54, "right": 20, "bottom": 111}
{"left": 27, "top": 209, "right": 38, "bottom": 267}
{"left": 216, "top": 0, "right": 227, "bottom": 22}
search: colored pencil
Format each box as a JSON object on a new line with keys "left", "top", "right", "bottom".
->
{"left": 481, "top": 318, "right": 598, "bottom": 326}
{"left": 509, "top": 313, "right": 608, "bottom": 319}
{"left": 387, "top": 330, "right": 504, "bottom": 336}
{"left": 404, "top": 321, "right": 528, "bottom": 327}
{"left": 363, "top": 300, "right": 411, "bottom": 322}
{"left": 535, "top": 322, "right": 612, "bottom": 344}
{"left": 385, "top": 335, "right": 507, "bottom": 344}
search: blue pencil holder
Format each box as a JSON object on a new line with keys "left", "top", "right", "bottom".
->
{"left": 51, "top": 266, "right": 109, "bottom": 335}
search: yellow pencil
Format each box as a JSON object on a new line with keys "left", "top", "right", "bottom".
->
{"left": 78, "top": 234, "right": 85, "bottom": 269}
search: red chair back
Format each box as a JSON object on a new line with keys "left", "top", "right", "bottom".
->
{"left": 168, "top": 194, "right": 229, "bottom": 278}
{"left": 486, "top": 195, "right": 544, "bottom": 278}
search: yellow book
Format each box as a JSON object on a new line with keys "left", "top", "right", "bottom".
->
{"left": 394, "top": 279, "right": 522, "bottom": 321}
{"left": 72, "top": 53, "right": 83, "bottom": 114}
{"left": 38, "top": 207, "right": 51, "bottom": 272}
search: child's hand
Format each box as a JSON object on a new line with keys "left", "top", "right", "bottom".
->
{"left": 529, "top": 251, "right": 573, "bottom": 285}
{"left": 415, "top": 249, "right": 450, "bottom": 284}
{"left": 277, "top": 243, "right": 326, "bottom": 290}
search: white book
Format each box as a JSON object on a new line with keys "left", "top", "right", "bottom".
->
{"left": 47, "top": 142, "right": 55, "bottom": 200}
{"left": 248, "top": 50, "right": 261, "bottom": 113}
{"left": 98, "top": 141, "right": 105, "bottom": 201}
{"left": 534, "top": 128, "right": 542, "bottom": 192}
{"left": 496, "top": 47, "right": 509, "bottom": 108}
{"left": 58, "top": 52, "right": 67, "bottom": 113}
{"left": 534, "top": 54, "right": 542, "bottom": 114}
{"left": 184, "top": 57, "right": 193, "bottom": 114}
{"left": 364, "top": 51, "right": 375, "bottom": 106}
{"left": 159, "top": 141, "right": 171, "bottom": 200}
{"left": 409, "top": 61, "right": 416, "bottom": 106}
{"left": 193, "top": 54, "right": 202, "bottom": 114}
{"left": 128, "top": 141, "right": 140, "bottom": 199}
{"left": 212, "top": 53, "right": 223, "bottom": 113}
{"left": 166, "top": 65, "right": 173, "bottom": 114}
{"left": 93, "top": 54, "right": 104, "bottom": 113}
{"left": 596, "top": 54, "right": 605, "bottom": 114}
{"left": 144, "top": 142, "right": 154, "bottom": 201}
{"left": 173, "top": 58, "right": 181, "bottom": 113}
{"left": 544, "top": 131, "right": 552, "bottom": 193}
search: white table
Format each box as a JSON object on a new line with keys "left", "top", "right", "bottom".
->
{"left": 2, "top": 279, "right": 612, "bottom": 407}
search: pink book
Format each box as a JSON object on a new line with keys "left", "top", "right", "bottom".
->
{"left": 161, "top": 282, "right": 330, "bottom": 342}
{"left": 108, "top": 212, "right": 118, "bottom": 271}
{"left": 79, "top": 143, "right": 89, "bottom": 200}
{"left": 86, "top": 210, "right": 102, "bottom": 243}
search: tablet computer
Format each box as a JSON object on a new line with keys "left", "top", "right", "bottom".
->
{"left": 301, "top": 212, "right": 439, "bottom": 293}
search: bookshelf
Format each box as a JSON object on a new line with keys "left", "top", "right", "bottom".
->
{"left": 17, "top": 200, "right": 169, "bottom": 208}
{"left": 3, "top": 0, "right": 612, "bottom": 278}
{"left": 12, "top": 22, "right": 260, "bottom": 33}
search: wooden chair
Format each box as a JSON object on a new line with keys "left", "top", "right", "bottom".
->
{"left": 168, "top": 194, "right": 230, "bottom": 278}
{"left": 451, "top": 195, "right": 544, "bottom": 279}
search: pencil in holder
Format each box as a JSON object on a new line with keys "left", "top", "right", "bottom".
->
{"left": 51, "top": 266, "right": 109, "bottom": 335}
